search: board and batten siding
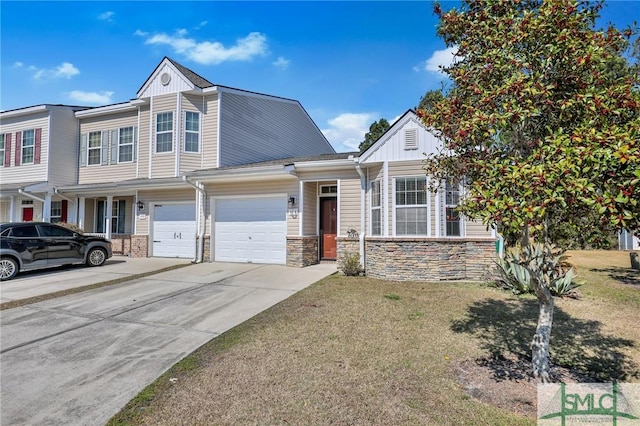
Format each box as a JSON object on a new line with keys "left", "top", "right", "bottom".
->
{"left": 150, "top": 94, "right": 178, "bottom": 179}
{"left": 0, "top": 112, "right": 49, "bottom": 184}
{"left": 78, "top": 110, "right": 138, "bottom": 184}
{"left": 219, "top": 91, "right": 333, "bottom": 167}
{"left": 361, "top": 118, "right": 441, "bottom": 164}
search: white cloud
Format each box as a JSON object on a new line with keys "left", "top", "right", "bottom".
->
{"left": 98, "top": 11, "right": 114, "bottom": 22}
{"left": 31, "top": 62, "right": 80, "bottom": 80}
{"left": 415, "top": 46, "right": 459, "bottom": 74}
{"left": 12, "top": 62, "right": 23, "bottom": 68}
{"left": 139, "top": 30, "right": 269, "bottom": 65}
{"left": 134, "top": 29, "right": 148, "bottom": 37}
{"left": 321, "top": 112, "right": 378, "bottom": 152}
{"left": 272, "top": 56, "right": 290, "bottom": 69}
{"left": 195, "top": 21, "right": 208, "bottom": 29}
{"left": 68, "top": 90, "right": 114, "bottom": 104}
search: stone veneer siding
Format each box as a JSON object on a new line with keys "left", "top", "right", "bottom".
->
{"left": 365, "top": 238, "right": 496, "bottom": 281}
{"left": 130, "top": 235, "right": 149, "bottom": 258}
{"left": 287, "top": 236, "right": 319, "bottom": 267}
{"left": 337, "top": 237, "right": 360, "bottom": 265}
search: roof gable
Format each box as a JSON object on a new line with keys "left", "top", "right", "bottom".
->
{"left": 137, "top": 57, "right": 213, "bottom": 99}
{"left": 359, "top": 110, "right": 442, "bottom": 164}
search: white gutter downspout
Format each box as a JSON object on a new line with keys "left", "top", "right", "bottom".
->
{"left": 182, "top": 175, "right": 206, "bottom": 263}
{"left": 53, "top": 188, "right": 73, "bottom": 202}
{"left": 354, "top": 159, "right": 366, "bottom": 268}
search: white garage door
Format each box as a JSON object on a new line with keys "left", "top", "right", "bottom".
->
{"left": 215, "top": 197, "right": 286, "bottom": 264}
{"left": 153, "top": 203, "right": 196, "bottom": 259}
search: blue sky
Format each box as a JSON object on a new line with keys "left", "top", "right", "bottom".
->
{"left": 1, "top": 1, "right": 638, "bottom": 153}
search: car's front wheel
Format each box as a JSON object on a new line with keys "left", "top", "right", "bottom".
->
{"left": 86, "top": 248, "right": 107, "bottom": 267}
{"left": 0, "top": 257, "right": 19, "bottom": 281}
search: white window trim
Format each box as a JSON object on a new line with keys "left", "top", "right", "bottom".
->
{"left": 0, "top": 133, "right": 5, "bottom": 168}
{"left": 118, "top": 126, "right": 135, "bottom": 163}
{"left": 370, "top": 180, "right": 382, "bottom": 236}
{"left": 155, "top": 111, "right": 174, "bottom": 154}
{"left": 87, "top": 131, "right": 102, "bottom": 166}
{"left": 393, "top": 175, "right": 429, "bottom": 237}
{"left": 22, "top": 129, "right": 35, "bottom": 165}
{"left": 443, "top": 179, "right": 465, "bottom": 237}
{"left": 184, "top": 111, "right": 201, "bottom": 153}
{"left": 50, "top": 200, "right": 62, "bottom": 223}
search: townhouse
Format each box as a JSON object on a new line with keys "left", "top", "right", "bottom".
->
{"left": 0, "top": 57, "right": 497, "bottom": 281}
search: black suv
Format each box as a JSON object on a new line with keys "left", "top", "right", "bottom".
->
{"left": 0, "top": 222, "right": 113, "bottom": 281}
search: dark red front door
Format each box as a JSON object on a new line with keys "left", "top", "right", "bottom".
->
{"left": 320, "top": 197, "right": 337, "bottom": 259}
{"left": 22, "top": 207, "right": 34, "bottom": 222}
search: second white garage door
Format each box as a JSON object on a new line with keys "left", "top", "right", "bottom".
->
{"left": 214, "top": 197, "right": 286, "bottom": 264}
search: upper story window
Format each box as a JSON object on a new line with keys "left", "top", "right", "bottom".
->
{"left": 395, "top": 176, "right": 427, "bottom": 236}
{"left": 0, "top": 134, "right": 5, "bottom": 168}
{"left": 184, "top": 111, "right": 200, "bottom": 153}
{"left": 445, "top": 179, "right": 461, "bottom": 236}
{"left": 156, "top": 112, "right": 173, "bottom": 153}
{"left": 21, "top": 129, "right": 35, "bottom": 164}
{"left": 370, "top": 180, "right": 381, "bottom": 236}
{"left": 118, "top": 126, "right": 134, "bottom": 162}
{"left": 87, "top": 131, "right": 102, "bottom": 165}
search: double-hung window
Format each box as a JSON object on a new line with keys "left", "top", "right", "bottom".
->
{"left": 118, "top": 127, "right": 134, "bottom": 162}
{"left": 0, "top": 134, "right": 5, "bottom": 167}
{"left": 21, "top": 129, "right": 35, "bottom": 164}
{"left": 370, "top": 180, "right": 381, "bottom": 235}
{"left": 395, "top": 176, "right": 428, "bottom": 235}
{"left": 445, "top": 179, "right": 461, "bottom": 236}
{"left": 87, "top": 131, "right": 102, "bottom": 165}
{"left": 50, "top": 201, "right": 62, "bottom": 223}
{"left": 184, "top": 111, "right": 200, "bottom": 153}
{"left": 156, "top": 112, "right": 173, "bottom": 153}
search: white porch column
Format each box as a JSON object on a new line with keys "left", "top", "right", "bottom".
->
{"left": 106, "top": 195, "right": 113, "bottom": 239}
{"left": 78, "top": 197, "right": 85, "bottom": 230}
{"left": 298, "top": 180, "right": 304, "bottom": 236}
{"left": 42, "top": 193, "right": 52, "bottom": 222}
{"left": 9, "top": 196, "right": 15, "bottom": 222}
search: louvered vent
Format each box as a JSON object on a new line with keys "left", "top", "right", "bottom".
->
{"left": 404, "top": 129, "right": 418, "bottom": 150}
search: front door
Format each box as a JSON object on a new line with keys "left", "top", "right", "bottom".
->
{"left": 320, "top": 197, "right": 337, "bottom": 260}
{"left": 22, "top": 207, "right": 34, "bottom": 222}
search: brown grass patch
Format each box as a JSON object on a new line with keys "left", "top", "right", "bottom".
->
{"left": 108, "top": 250, "right": 639, "bottom": 426}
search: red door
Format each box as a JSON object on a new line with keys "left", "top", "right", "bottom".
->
{"left": 22, "top": 207, "right": 34, "bottom": 222}
{"left": 320, "top": 197, "right": 337, "bottom": 259}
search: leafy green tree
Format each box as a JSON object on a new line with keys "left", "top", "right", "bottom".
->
{"left": 420, "top": 0, "right": 639, "bottom": 382}
{"left": 417, "top": 89, "right": 445, "bottom": 112}
{"left": 359, "top": 118, "right": 390, "bottom": 152}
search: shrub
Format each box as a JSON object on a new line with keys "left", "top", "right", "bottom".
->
{"left": 338, "top": 251, "right": 363, "bottom": 276}
{"left": 493, "top": 245, "right": 582, "bottom": 297}
{"left": 57, "top": 222, "right": 84, "bottom": 234}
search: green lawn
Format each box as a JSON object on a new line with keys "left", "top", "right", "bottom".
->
{"left": 108, "top": 250, "right": 639, "bottom": 426}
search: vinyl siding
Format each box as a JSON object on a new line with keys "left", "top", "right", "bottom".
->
{"left": 465, "top": 219, "right": 493, "bottom": 237}
{"left": 219, "top": 91, "right": 333, "bottom": 167}
{"left": 0, "top": 112, "right": 49, "bottom": 184}
{"left": 205, "top": 179, "right": 298, "bottom": 237}
{"left": 302, "top": 182, "right": 317, "bottom": 235}
{"left": 201, "top": 94, "right": 219, "bottom": 169}
{"left": 0, "top": 199, "right": 10, "bottom": 222}
{"left": 339, "top": 177, "right": 361, "bottom": 236}
{"left": 47, "top": 107, "right": 80, "bottom": 186}
{"left": 151, "top": 94, "right": 178, "bottom": 178}
{"left": 78, "top": 110, "right": 138, "bottom": 184}
{"left": 387, "top": 161, "right": 428, "bottom": 237}
{"left": 138, "top": 104, "right": 151, "bottom": 178}
{"left": 179, "top": 93, "right": 206, "bottom": 174}
{"left": 365, "top": 165, "right": 384, "bottom": 236}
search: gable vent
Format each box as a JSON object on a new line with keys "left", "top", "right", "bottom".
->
{"left": 404, "top": 129, "right": 418, "bottom": 150}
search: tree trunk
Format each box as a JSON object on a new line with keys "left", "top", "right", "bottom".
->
{"left": 531, "top": 288, "right": 554, "bottom": 382}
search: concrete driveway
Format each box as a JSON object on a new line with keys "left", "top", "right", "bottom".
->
{"left": 0, "top": 261, "right": 336, "bottom": 426}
